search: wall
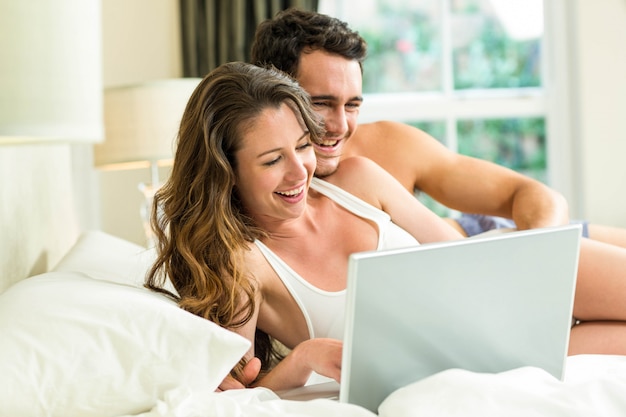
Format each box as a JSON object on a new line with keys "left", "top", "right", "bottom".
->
{"left": 576, "top": 0, "right": 626, "bottom": 227}
{"left": 97, "top": 0, "right": 181, "bottom": 246}
{"left": 0, "top": 144, "right": 81, "bottom": 292}
{"left": 102, "top": 0, "right": 182, "bottom": 87}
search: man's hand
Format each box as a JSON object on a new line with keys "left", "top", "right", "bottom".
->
{"left": 216, "top": 356, "right": 262, "bottom": 391}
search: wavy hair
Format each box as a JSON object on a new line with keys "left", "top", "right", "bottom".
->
{"left": 250, "top": 8, "right": 367, "bottom": 78}
{"left": 146, "top": 62, "right": 325, "bottom": 380}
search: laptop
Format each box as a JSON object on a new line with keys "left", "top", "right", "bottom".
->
{"left": 279, "top": 225, "right": 582, "bottom": 412}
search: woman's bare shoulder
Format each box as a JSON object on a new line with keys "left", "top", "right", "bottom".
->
{"left": 243, "top": 241, "right": 278, "bottom": 293}
{"left": 331, "top": 155, "right": 383, "bottom": 181}
{"left": 324, "top": 156, "right": 390, "bottom": 206}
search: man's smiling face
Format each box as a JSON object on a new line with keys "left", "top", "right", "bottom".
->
{"left": 296, "top": 49, "right": 363, "bottom": 178}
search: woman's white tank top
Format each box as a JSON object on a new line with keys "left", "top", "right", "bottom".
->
{"left": 254, "top": 178, "right": 418, "bottom": 340}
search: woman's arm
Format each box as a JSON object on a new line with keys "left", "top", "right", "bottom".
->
{"left": 253, "top": 338, "right": 342, "bottom": 391}
{"left": 219, "top": 247, "right": 343, "bottom": 392}
{"left": 218, "top": 338, "right": 342, "bottom": 391}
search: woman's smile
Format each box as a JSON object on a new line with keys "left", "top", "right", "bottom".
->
{"left": 275, "top": 184, "right": 305, "bottom": 197}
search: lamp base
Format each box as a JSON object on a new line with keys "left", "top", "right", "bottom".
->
{"left": 138, "top": 182, "right": 159, "bottom": 247}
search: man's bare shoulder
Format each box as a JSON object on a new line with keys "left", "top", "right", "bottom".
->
{"left": 345, "top": 120, "right": 457, "bottom": 193}
{"left": 356, "top": 119, "right": 417, "bottom": 136}
{"left": 352, "top": 120, "right": 442, "bottom": 149}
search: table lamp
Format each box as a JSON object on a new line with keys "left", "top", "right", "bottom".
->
{"left": 95, "top": 79, "right": 201, "bottom": 244}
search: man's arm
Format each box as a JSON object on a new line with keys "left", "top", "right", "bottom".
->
{"left": 348, "top": 121, "right": 569, "bottom": 230}
{"left": 419, "top": 143, "right": 570, "bottom": 231}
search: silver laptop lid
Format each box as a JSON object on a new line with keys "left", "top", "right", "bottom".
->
{"left": 340, "top": 225, "right": 581, "bottom": 412}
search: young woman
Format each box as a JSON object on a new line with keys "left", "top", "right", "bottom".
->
{"left": 146, "top": 62, "right": 626, "bottom": 393}
{"left": 146, "top": 62, "right": 462, "bottom": 391}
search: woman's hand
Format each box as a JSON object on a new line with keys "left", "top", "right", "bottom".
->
{"left": 254, "top": 338, "right": 343, "bottom": 392}
{"left": 294, "top": 338, "right": 343, "bottom": 382}
{"left": 216, "top": 356, "right": 262, "bottom": 391}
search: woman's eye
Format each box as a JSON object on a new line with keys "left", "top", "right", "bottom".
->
{"left": 297, "top": 142, "right": 312, "bottom": 151}
{"left": 263, "top": 157, "right": 280, "bottom": 166}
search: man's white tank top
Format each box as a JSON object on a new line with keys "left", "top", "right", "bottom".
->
{"left": 254, "top": 178, "right": 419, "bottom": 340}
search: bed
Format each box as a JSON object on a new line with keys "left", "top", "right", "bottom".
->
{"left": 2, "top": 230, "right": 626, "bottom": 417}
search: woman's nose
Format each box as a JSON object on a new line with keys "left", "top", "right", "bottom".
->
{"left": 285, "top": 153, "right": 308, "bottom": 180}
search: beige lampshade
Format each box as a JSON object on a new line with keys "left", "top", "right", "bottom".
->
{"left": 0, "top": 0, "right": 104, "bottom": 144}
{"left": 95, "top": 79, "right": 202, "bottom": 168}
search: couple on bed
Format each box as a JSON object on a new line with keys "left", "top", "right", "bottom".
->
{"left": 146, "top": 9, "right": 626, "bottom": 394}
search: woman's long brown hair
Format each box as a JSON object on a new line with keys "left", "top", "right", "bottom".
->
{"left": 145, "top": 62, "right": 324, "bottom": 381}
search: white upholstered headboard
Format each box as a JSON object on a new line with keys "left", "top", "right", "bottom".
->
{"left": 0, "top": 143, "right": 83, "bottom": 293}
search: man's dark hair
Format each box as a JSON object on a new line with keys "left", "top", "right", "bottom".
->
{"left": 250, "top": 8, "right": 367, "bottom": 78}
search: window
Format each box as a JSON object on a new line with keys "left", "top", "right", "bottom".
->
{"left": 319, "top": 0, "right": 551, "bottom": 216}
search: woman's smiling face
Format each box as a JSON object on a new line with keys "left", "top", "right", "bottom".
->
{"left": 234, "top": 102, "right": 316, "bottom": 226}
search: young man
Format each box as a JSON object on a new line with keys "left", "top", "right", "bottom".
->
{"left": 250, "top": 8, "right": 626, "bottom": 246}
{"left": 215, "top": 10, "right": 626, "bottom": 390}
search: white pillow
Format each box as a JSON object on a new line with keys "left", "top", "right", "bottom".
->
{"left": 0, "top": 272, "right": 250, "bottom": 417}
{"left": 52, "top": 230, "right": 156, "bottom": 287}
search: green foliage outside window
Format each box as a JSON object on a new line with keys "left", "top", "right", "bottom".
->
{"left": 457, "top": 118, "right": 546, "bottom": 182}
{"left": 358, "top": 6, "right": 440, "bottom": 93}
{"left": 453, "top": 19, "right": 541, "bottom": 89}
{"left": 357, "top": 2, "right": 542, "bottom": 93}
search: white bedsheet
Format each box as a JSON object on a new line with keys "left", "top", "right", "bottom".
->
{"left": 126, "top": 354, "right": 626, "bottom": 417}
{"left": 125, "top": 387, "right": 374, "bottom": 417}
{"left": 380, "top": 354, "right": 626, "bottom": 416}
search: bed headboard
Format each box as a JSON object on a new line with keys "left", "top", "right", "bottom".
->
{"left": 0, "top": 143, "right": 82, "bottom": 293}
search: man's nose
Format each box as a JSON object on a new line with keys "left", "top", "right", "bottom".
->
{"left": 324, "top": 107, "right": 348, "bottom": 135}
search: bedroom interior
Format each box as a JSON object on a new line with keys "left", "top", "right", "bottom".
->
{"left": 1, "top": 0, "right": 626, "bottom": 416}
{"left": 94, "top": 78, "right": 201, "bottom": 246}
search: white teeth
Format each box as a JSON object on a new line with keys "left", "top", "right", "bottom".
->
{"left": 320, "top": 139, "right": 339, "bottom": 146}
{"left": 277, "top": 186, "right": 304, "bottom": 196}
